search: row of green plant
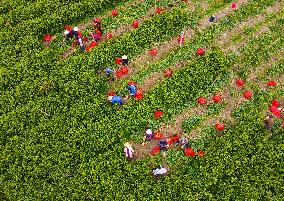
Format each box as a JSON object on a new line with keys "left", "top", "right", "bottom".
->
{"left": 3, "top": 83, "right": 282, "bottom": 200}
{"left": 2, "top": 0, "right": 279, "bottom": 146}
{"left": 1, "top": 0, "right": 283, "bottom": 199}
{"left": 113, "top": 0, "right": 279, "bottom": 89}
{"left": 1, "top": 0, "right": 280, "bottom": 149}
{"left": 0, "top": 4, "right": 197, "bottom": 110}
{"left": 231, "top": 8, "right": 284, "bottom": 44}
{"left": 0, "top": 0, "right": 133, "bottom": 39}
{"left": 51, "top": 0, "right": 182, "bottom": 53}
{"left": 0, "top": 0, "right": 225, "bottom": 98}
{"left": 265, "top": 56, "right": 284, "bottom": 78}
{"left": 182, "top": 53, "right": 284, "bottom": 135}
{"left": 0, "top": 0, "right": 135, "bottom": 92}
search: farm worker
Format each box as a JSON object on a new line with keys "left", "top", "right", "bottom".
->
{"left": 124, "top": 142, "right": 134, "bottom": 159}
{"left": 63, "top": 30, "right": 73, "bottom": 41}
{"left": 158, "top": 139, "right": 168, "bottom": 151}
{"left": 264, "top": 113, "right": 274, "bottom": 138}
{"left": 90, "top": 32, "right": 102, "bottom": 42}
{"left": 93, "top": 17, "right": 102, "bottom": 33}
{"left": 152, "top": 165, "right": 167, "bottom": 176}
{"left": 180, "top": 137, "right": 189, "bottom": 148}
{"left": 72, "top": 27, "right": 79, "bottom": 38}
{"left": 98, "top": 67, "right": 115, "bottom": 82}
{"left": 145, "top": 129, "right": 153, "bottom": 141}
{"left": 128, "top": 83, "right": 137, "bottom": 96}
{"left": 122, "top": 55, "right": 128, "bottom": 65}
{"left": 209, "top": 15, "right": 216, "bottom": 22}
{"left": 77, "top": 37, "right": 86, "bottom": 51}
{"left": 108, "top": 95, "right": 123, "bottom": 105}
{"left": 178, "top": 31, "right": 185, "bottom": 46}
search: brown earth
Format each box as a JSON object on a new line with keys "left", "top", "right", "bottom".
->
{"left": 116, "top": 0, "right": 248, "bottom": 82}
{"left": 187, "top": 49, "right": 284, "bottom": 139}
{"left": 60, "top": 1, "right": 182, "bottom": 59}
{"left": 130, "top": 42, "right": 283, "bottom": 161}
{"left": 217, "top": 1, "right": 283, "bottom": 50}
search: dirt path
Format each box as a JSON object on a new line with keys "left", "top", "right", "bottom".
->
{"left": 118, "top": 0, "right": 248, "bottom": 82}
{"left": 77, "top": 0, "right": 146, "bottom": 30}
{"left": 217, "top": 1, "right": 283, "bottom": 51}
{"left": 140, "top": 0, "right": 256, "bottom": 92}
{"left": 131, "top": 45, "right": 284, "bottom": 161}
{"left": 186, "top": 49, "right": 284, "bottom": 139}
{"left": 225, "top": 21, "right": 278, "bottom": 54}
{"left": 61, "top": 1, "right": 182, "bottom": 59}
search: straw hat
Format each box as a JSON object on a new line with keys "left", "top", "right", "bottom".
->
{"left": 124, "top": 142, "right": 131, "bottom": 147}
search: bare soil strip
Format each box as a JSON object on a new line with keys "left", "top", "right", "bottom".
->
{"left": 61, "top": 1, "right": 184, "bottom": 59}
{"left": 217, "top": 1, "right": 283, "bottom": 50}
{"left": 119, "top": 0, "right": 248, "bottom": 81}
{"left": 141, "top": 1, "right": 282, "bottom": 93}
{"left": 131, "top": 46, "right": 284, "bottom": 161}
{"left": 186, "top": 49, "right": 284, "bottom": 140}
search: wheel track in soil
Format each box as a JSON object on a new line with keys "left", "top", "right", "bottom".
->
{"left": 130, "top": 37, "right": 284, "bottom": 161}
{"left": 61, "top": 1, "right": 188, "bottom": 59}
{"left": 113, "top": 0, "right": 248, "bottom": 85}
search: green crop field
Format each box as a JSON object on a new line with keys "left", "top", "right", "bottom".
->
{"left": 1, "top": 0, "right": 284, "bottom": 200}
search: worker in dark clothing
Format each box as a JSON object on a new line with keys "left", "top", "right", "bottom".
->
{"left": 72, "top": 27, "right": 79, "bottom": 39}
{"left": 122, "top": 55, "right": 128, "bottom": 65}
{"left": 209, "top": 15, "right": 216, "bottom": 22}
{"left": 159, "top": 139, "right": 168, "bottom": 151}
{"left": 264, "top": 113, "right": 274, "bottom": 138}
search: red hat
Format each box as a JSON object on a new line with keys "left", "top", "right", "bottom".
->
{"left": 94, "top": 17, "right": 101, "bottom": 23}
{"left": 64, "top": 25, "right": 72, "bottom": 31}
{"left": 43, "top": 34, "right": 52, "bottom": 42}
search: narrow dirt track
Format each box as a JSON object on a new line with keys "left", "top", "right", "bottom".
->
{"left": 131, "top": 44, "right": 284, "bottom": 161}
{"left": 186, "top": 49, "right": 284, "bottom": 140}
{"left": 118, "top": 0, "right": 249, "bottom": 81}
{"left": 61, "top": 1, "right": 182, "bottom": 59}
{"left": 141, "top": 0, "right": 283, "bottom": 93}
